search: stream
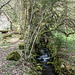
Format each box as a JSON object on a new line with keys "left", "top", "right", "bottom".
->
{"left": 37, "top": 48, "right": 55, "bottom": 75}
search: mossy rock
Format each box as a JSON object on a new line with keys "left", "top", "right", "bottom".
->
{"left": 19, "top": 44, "right": 24, "bottom": 49}
{"left": 0, "top": 30, "right": 8, "bottom": 33}
{"left": 3, "top": 33, "right": 12, "bottom": 39}
{"left": 36, "top": 66, "right": 42, "bottom": 71}
{"left": 6, "top": 50, "right": 21, "bottom": 61}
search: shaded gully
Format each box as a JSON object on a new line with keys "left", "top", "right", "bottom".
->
{"left": 37, "top": 48, "right": 55, "bottom": 75}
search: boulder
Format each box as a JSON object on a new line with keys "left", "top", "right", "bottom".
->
{"left": 3, "top": 33, "right": 12, "bottom": 39}
{"left": 6, "top": 50, "right": 21, "bottom": 61}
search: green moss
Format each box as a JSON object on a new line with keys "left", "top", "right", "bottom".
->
{"left": 28, "top": 71, "right": 35, "bottom": 75}
{"left": 36, "top": 66, "right": 42, "bottom": 71}
{"left": 42, "top": 43, "right": 46, "bottom": 47}
{"left": 22, "top": 49, "right": 30, "bottom": 55}
{"left": 3, "top": 33, "right": 12, "bottom": 39}
{"left": 19, "top": 36, "right": 23, "bottom": 40}
{"left": 6, "top": 50, "right": 21, "bottom": 61}
{"left": 19, "top": 44, "right": 24, "bottom": 49}
{"left": 22, "top": 49, "right": 24, "bottom": 53}
{"left": 73, "top": 70, "right": 75, "bottom": 75}
{"left": 38, "top": 71, "right": 42, "bottom": 75}
{"left": 37, "top": 63, "right": 42, "bottom": 66}
{"left": 35, "top": 49, "right": 42, "bottom": 55}
{"left": 0, "top": 30, "right": 8, "bottom": 33}
{"left": 47, "top": 62, "right": 52, "bottom": 65}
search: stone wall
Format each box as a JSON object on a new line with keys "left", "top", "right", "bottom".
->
{"left": 0, "top": 12, "right": 10, "bottom": 31}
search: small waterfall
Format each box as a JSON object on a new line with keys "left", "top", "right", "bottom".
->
{"left": 37, "top": 48, "right": 55, "bottom": 75}
{"left": 37, "top": 48, "right": 50, "bottom": 63}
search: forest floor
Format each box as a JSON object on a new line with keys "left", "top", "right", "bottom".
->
{"left": 0, "top": 33, "right": 36, "bottom": 75}
{"left": 0, "top": 32, "right": 75, "bottom": 75}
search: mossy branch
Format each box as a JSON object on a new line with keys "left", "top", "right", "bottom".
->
{"left": 39, "top": 21, "right": 75, "bottom": 37}
{"left": 39, "top": 22, "right": 63, "bottom": 35}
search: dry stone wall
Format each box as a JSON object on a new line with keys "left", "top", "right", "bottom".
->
{"left": 0, "top": 12, "right": 10, "bottom": 31}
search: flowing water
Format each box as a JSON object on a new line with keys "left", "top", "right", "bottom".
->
{"left": 37, "top": 48, "right": 55, "bottom": 75}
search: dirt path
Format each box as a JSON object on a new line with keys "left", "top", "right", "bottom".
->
{"left": 0, "top": 35, "right": 33, "bottom": 75}
{"left": 0, "top": 40, "right": 19, "bottom": 67}
{"left": 0, "top": 39, "right": 26, "bottom": 75}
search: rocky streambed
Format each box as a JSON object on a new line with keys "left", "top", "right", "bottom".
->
{"left": 37, "top": 48, "right": 55, "bottom": 75}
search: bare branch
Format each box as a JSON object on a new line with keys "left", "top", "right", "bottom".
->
{"left": 0, "top": 0, "right": 11, "bottom": 9}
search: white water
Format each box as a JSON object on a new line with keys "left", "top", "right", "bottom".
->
{"left": 37, "top": 48, "right": 55, "bottom": 75}
{"left": 37, "top": 49, "right": 50, "bottom": 62}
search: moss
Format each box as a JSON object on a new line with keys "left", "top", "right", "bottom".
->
{"left": 37, "top": 63, "right": 42, "bottom": 66}
{"left": 36, "top": 66, "right": 42, "bottom": 71}
{"left": 42, "top": 43, "right": 46, "bottom": 47}
{"left": 22, "top": 49, "right": 30, "bottom": 55}
{"left": 73, "top": 70, "right": 75, "bottom": 75}
{"left": 28, "top": 71, "right": 35, "bottom": 75}
{"left": 35, "top": 49, "right": 42, "bottom": 55}
{"left": 38, "top": 71, "right": 42, "bottom": 75}
{"left": 3, "top": 33, "right": 12, "bottom": 39}
{"left": 19, "top": 36, "right": 23, "bottom": 40}
{"left": 0, "top": 30, "right": 8, "bottom": 33}
{"left": 6, "top": 50, "right": 21, "bottom": 61}
{"left": 53, "top": 60, "right": 62, "bottom": 75}
{"left": 47, "top": 62, "right": 52, "bottom": 65}
{"left": 19, "top": 44, "right": 24, "bottom": 49}
{"left": 22, "top": 49, "right": 24, "bottom": 53}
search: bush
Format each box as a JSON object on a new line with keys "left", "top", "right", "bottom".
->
{"left": 54, "top": 36, "right": 63, "bottom": 50}
{"left": 6, "top": 50, "right": 21, "bottom": 61}
{"left": 19, "top": 44, "right": 24, "bottom": 49}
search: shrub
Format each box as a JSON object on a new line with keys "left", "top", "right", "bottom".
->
{"left": 54, "top": 36, "right": 63, "bottom": 50}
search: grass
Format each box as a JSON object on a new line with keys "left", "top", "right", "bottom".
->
{"left": 0, "top": 42, "right": 12, "bottom": 48}
{"left": 53, "top": 32, "right": 75, "bottom": 65}
{"left": 0, "top": 34, "right": 4, "bottom": 42}
{"left": 0, "top": 33, "right": 20, "bottom": 48}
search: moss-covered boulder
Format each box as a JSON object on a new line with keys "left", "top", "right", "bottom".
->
{"left": 19, "top": 44, "right": 24, "bottom": 49}
{"left": 6, "top": 50, "right": 21, "bottom": 61}
{"left": 3, "top": 33, "right": 12, "bottom": 39}
{"left": 0, "top": 30, "right": 8, "bottom": 33}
